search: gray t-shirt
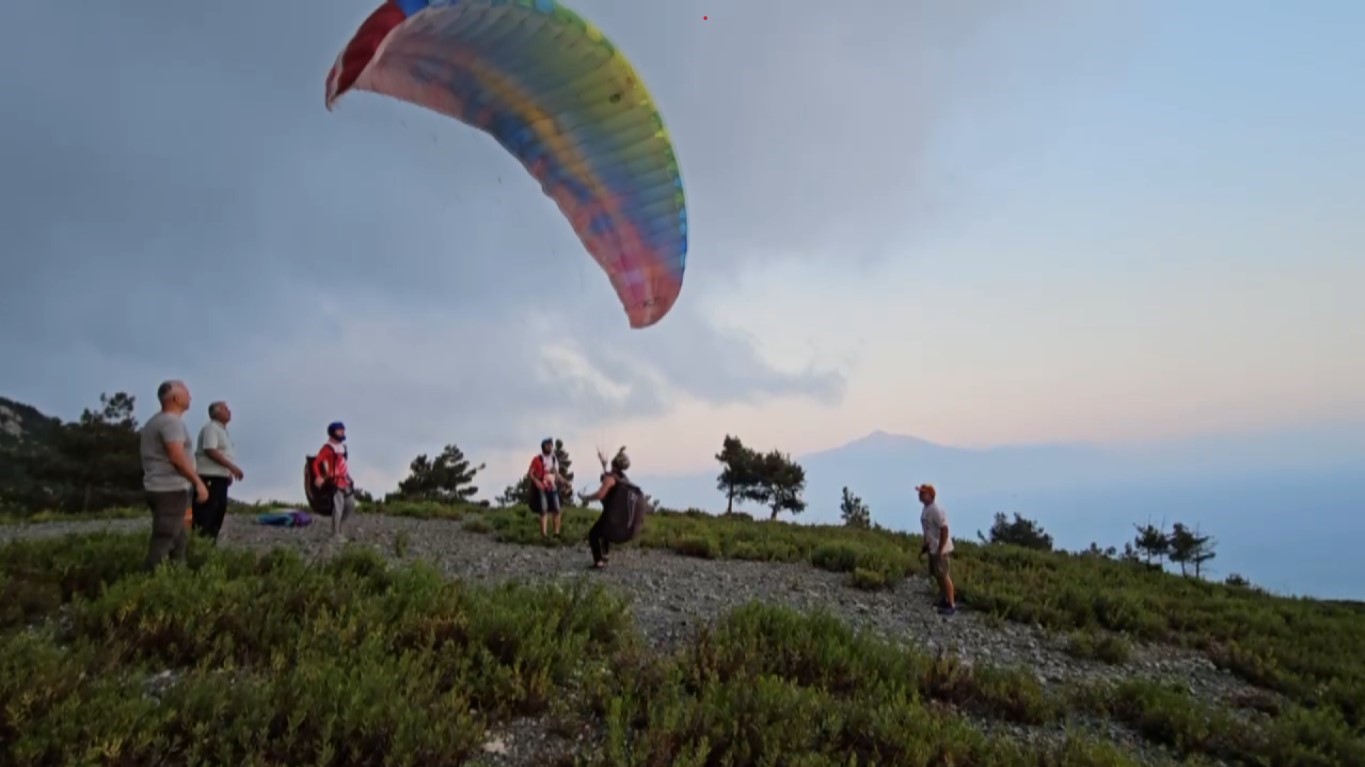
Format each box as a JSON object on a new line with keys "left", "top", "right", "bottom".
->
{"left": 140, "top": 411, "right": 192, "bottom": 492}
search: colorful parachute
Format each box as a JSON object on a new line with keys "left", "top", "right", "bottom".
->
{"left": 325, "top": 0, "right": 688, "bottom": 329}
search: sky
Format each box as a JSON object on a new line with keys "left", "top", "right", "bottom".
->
{"left": 1, "top": 0, "right": 1362, "bottom": 505}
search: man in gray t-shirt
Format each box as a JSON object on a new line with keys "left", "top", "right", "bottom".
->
{"left": 138, "top": 379, "right": 208, "bottom": 570}
{"left": 141, "top": 411, "right": 193, "bottom": 492}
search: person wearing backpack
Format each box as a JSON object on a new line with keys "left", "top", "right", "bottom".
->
{"left": 579, "top": 447, "right": 646, "bottom": 569}
{"left": 527, "top": 437, "right": 569, "bottom": 539}
{"left": 311, "top": 421, "right": 355, "bottom": 541}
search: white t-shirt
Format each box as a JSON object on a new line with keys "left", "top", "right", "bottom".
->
{"left": 921, "top": 501, "right": 954, "bottom": 555}
{"left": 195, "top": 420, "right": 236, "bottom": 478}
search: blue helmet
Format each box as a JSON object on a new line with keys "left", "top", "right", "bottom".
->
{"left": 328, "top": 421, "right": 346, "bottom": 437}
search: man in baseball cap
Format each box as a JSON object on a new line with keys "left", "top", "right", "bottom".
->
{"left": 917, "top": 483, "right": 956, "bottom": 615}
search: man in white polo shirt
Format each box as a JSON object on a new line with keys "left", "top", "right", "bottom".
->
{"left": 193, "top": 400, "right": 244, "bottom": 542}
{"left": 918, "top": 483, "right": 956, "bottom": 616}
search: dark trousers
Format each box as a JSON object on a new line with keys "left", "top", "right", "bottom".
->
{"left": 192, "top": 476, "right": 232, "bottom": 541}
{"left": 589, "top": 516, "right": 611, "bottom": 564}
{"left": 146, "top": 489, "right": 191, "bottom": 571}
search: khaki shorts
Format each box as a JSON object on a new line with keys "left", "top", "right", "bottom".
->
{"left": 928, "top": 553, "right": 951, "bottom": 578}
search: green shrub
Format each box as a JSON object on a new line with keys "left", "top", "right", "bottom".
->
{"left": 1066, "top": 629, "right": 1133, "bottom": 665}
{"left": 462, "top": 515, "right": 492, "bottom": 534}
{"left": 674, "top": 535, "right": 718, "bottom": 560}
{"left": 0, "top": 533, "right": 635, "bottom": 766}
{"left": 850, "top": 567, "right": 887, "bottom": 591}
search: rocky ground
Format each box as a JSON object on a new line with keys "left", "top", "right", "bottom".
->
{"left": 3, "top": 514, "right": 1265, "bottom": 766}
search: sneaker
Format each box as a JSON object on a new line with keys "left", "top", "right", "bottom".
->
{"left": 936, "top": 604, "right": 957, "bottom": 616}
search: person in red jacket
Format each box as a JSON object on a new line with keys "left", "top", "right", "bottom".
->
{"left": 528, "top": 437, "right": 569, "bottom": 539}
{"left": 312, "top": 421, "right": 355, "bottom": 541}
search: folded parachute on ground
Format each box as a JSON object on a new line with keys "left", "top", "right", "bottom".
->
{"left": 325, "top": 0, "right": 689, "bottom": 329}
{"left": 257, "top": 509, "right": 313, "bottom": 527}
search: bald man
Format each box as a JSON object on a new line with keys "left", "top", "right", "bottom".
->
{"left": 138, "top": 380, "right": 208, "bottom": 570}
{"left": 192, "top": 400, "right": 244, "bottom": 542}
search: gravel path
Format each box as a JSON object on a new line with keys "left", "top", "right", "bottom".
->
{"left": 4, "top": 514, "right": 1263, "bottom": 766}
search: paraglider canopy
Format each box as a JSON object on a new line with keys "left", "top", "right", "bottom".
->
{"left": 325, "top": 0, "right": 689, "bottom": 329}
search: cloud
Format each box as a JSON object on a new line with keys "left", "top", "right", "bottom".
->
{"left": 0, "top": 0, "right": 1138, "bottom": 500}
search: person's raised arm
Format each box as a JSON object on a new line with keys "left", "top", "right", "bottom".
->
{"left": 580, "top": 474, "right": 617, "bottom": 503}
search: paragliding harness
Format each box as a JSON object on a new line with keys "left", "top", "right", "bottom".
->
{"left": 599, "top": 473, "right": 648, "bottom": 544}
{"left": 526, "top": 453, "right": 560, "bottom": 515}
{"left": 303, "top": 444, "right": 349, "bottom": 517}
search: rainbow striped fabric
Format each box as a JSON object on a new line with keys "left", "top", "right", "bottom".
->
{"left": 326, "top": 0, "right": 689, "bottom": 329}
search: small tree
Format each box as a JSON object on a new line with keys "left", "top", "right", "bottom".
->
{"left": 1169, "top": 522, "right": 1217, "bottom": 578}
{"left": 496, "top": 479, "right": 531, "bottom": 508}
{"left": 1080, "top": 541, "right": 1117, "bottom": 559}
{"left": 751, "top": 449, "right": 806, "bottom": 521}
{"left": 390, "top": 444, "right": 485, "bottom": 503}
{"left": 839, "top": 486, "right": 871, "bottom": 529}
{"left": 1119, "top": 542, "right": 1143, "bottom": 564}
{"left": 978, "top": 512, "right": 1054, "bottom": 551}
{"left": 552, "top": 439, "right": 576, "bottom": 506}
{"left": 715, "top": 435, "right": 762, "bottom": 514}
{"left": 1132, "top": 521, "right": 1171, "bottom": 566}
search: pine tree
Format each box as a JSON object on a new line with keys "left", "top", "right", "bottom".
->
{"left": 752, "top": 449, "right": 806, "bottom": 521}
{"left": 979, "top": 513, "right": 1054, "bottom": 551}
{"left": 496, "top": 479, "right": 533, "bottom": 508}
{"left": 1169, "top": 522, "right": 1217, "bottom": 578}
{"left": 391, "top": 444, "right": 485, "bottom": 503}
{"left": 552, "top": 439, "right": 575, "bottom": 506}
{"left": 839, "top": 486, "right": 871, "bottom": 529}
{"left": 715, "top": 435, "right": 760, "bottom": 514}
{"left": 1132, "top": 521, "right": 1171, "bottom": 566}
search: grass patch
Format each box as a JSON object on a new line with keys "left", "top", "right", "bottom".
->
{"left": 3, "top": 532, "right": 1361, "bottom": 766}
{"left": 8, "top": 502, "right": 1365, "bottom": 763}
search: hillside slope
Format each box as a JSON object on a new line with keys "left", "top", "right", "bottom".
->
{"left": 0, "top": 396, "right": 61, "bottom": 449}
{"left": 3, "top": 505, "right": 1362, "bottom": 766}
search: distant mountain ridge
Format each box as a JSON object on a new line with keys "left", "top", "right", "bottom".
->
{"left": 635, "top": 425, "right": 1365, "bottom": 599}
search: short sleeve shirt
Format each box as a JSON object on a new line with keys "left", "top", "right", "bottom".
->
{"left": 195, "top": 420, "right": 235, "bottom": 478}
{"left": 921, "top": 501, "right": 954, "bottom": 555}
{"left": 140, "top": 411, "right": 192, "bottom": 492}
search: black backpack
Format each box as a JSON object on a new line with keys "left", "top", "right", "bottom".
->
{"left": 600, "top": 475, "right": 648, "bottom": 544}
{"left": 303, "top": 455, "right": 335, "bottom": 517}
